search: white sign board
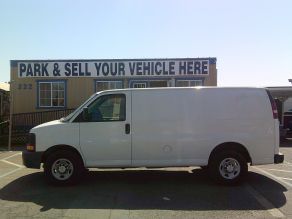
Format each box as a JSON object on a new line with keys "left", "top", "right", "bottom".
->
{"left": 17, "top": 59, "right": 210, "bottom": 78}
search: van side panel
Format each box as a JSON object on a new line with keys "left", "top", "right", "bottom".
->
{"left": 132, "top": 89, "right": 202, "bottom": 166}
{"left": 131, "top": 88, "right": 275, "bottom": 167}
{"left": 33, "top": 121, "right": 81, "bottom": 155}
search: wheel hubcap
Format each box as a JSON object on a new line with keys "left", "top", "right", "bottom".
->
{"left": 226, "top": 165, "right": 234, "bottom": 172}
{"left": 219, "top": 158, "right": 241, "bottom": 179}
{"left": 51, "top": 158, "right": 74, "bottom": 181}
{"left": 58, "top": 165, "right": 66, "bottom": 173}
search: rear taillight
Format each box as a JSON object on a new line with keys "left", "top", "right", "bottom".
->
{"left": 26, "top": 133, "right": 36, "bottom": 152}
{"left": 266, "top": 90, "right": 278, "bottom": 119}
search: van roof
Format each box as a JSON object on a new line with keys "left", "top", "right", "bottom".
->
{"left": 97, "top": 86, "right": 265, "bottom": 94}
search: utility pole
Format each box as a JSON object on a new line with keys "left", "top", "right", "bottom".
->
{"left": 8, "top": 80, "right": 13, "bottom": 151}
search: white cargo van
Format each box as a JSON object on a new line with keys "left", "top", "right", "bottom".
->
{"left": 23, "top": 87, "right": 284, "bottom": 185}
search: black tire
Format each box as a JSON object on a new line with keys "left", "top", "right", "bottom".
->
{"left": 44, "top": 150, "right": 84, "bottom": 186}
{"left": 200, "top": 166, "right": 208, "bottom": 171}
{"left": 208, "top": 151, "right": 247, "bottom": 185}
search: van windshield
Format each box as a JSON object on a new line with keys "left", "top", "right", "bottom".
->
{"left": 61, "top": 93, "right": 99, "bottom": 122}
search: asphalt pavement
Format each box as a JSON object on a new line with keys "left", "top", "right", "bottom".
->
{"left": 0, "top": 142, "right": 291, "bottom": 219}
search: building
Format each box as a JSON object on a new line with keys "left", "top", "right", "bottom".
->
{"left": 10, "top": 58, "right": 217, "bottom": 115}
{"left": 0, "top": 82, "right": 10, "bottom": 145}
{"left": 0, "top": 82, "right": 9, "bottom": 120}
{"left": 268, "top": 87, "right": 292, "bottom": 132}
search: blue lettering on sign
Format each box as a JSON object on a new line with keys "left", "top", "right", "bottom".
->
{"left": 169, "top": 62, "right": 175, "bottom": 75}
{"left": 155, "top": 62, "right": 162, "bottom": 75}
{"left": 95, "top": 62, "right": 124, "bottom": 76}
{"left": 27, "top": 64, "right": 33, "bottom": 76}
{"left": 85, "top": 63, "right": 91, "bottom": 76}
{"left": 118, "top": 62, "right": 125, "bottom": 75}
{"left": 187, "top": 61, "right": 193, "bottom": 74}
{"left": 34, "top": 64, "right": 41, "bottom": 76}
{"left": 110, "top": 63, "right": 117, "bottom": 76}
{"left": 179, "top": 62, "right": 187, "bottom": 74}
{"left": 64, "top": 63, "right": 71, "bottom": 76}
{"left": 41, "top": 64, "right": 48, "bottom": 76}
{"left": 63, "top": 63, "right": 92, "bottom": 76}
{"left": 202, "top": 61, "right": 208, "bottom": 74}
{"left": 129, "top": 62, "right": 135, "bottom": 75}
{"left": 20, "top": 63, "right": 49, "bottom": 77}
{"left": 41, "top": 63, "right": 49, "bottom": 76}
{"left": 95, "top": 63, "right": 102, "bottom": 76}
{"left": 18, "top": 60, "right": 209, "bottom": 77}
{"left": 72, "top": 63, "right": 78, "bottom": 76}
{"left": 143, "top": 62, "right": 150, "bottom": 75}
{"left": 79, "top": 63, "right": 85, "bottom": 76}
{"left": 194, "top": 61, "right": 201, "bottom": 74}
{"left": 102, "top": 63, "right": 109, "bottom": 76}
{"left": 136, "top": 62, "right": 142, "bottom": 75}
{"left": 162, "top": 62, "right": 168, "bottom": 75}
{"left": 151, "top": 62, "right": 154, "bottom": 75}
{"left": 19, "top": 64, "right": 26, "bottom": 77}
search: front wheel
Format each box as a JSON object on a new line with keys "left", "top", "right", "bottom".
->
{"left": 44, "top": 150, "right": 84, "bottom": 185}
{"left": 209, "top": 151, "right": 247, "bottom": 185}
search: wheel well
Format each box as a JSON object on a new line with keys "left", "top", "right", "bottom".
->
{"left": 41, "top": 145, "right": 84, "bottom": 166}
{"left": 208, "top": 142, "right": 252, "bottom": 164}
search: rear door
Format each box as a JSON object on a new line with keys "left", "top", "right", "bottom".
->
{"left": 79, "top": 91, "right": 132, "bottom": 167}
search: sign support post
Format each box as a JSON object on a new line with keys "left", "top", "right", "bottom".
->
{"left": 8, "top": 80, "right": 13, "bottom": 151}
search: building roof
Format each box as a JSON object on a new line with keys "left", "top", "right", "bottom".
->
{"left": 10, "top": 57, "right": 217, "bottom": 67}
{"left": 0, "top": 82, "right": 10, "bottom": 91}
{"left": 267, "top": 86, "right": 292, "bottom": 98}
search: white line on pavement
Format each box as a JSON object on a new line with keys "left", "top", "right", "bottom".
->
{"left": 278, "top": 177, "right": 292, "bottom": 181}
{"left": 252, "top": 166, "right": 292, "bottom": 188}
{"left": 0, "top": 167, "right": 23, "bottom": 178}
{"left": 262, "top": 168, "right": 292, "bottom": 173}
{"left": 0, "top": 159, "right": 24, "bottom": 168}
{"left": 283, "top": 163, "right": 292, "bottom": 167}
{"left": 245, "top": 184, "right": 285, "bottom": 218}
{"left": 0, "top": 152, "right": 24, "bottom": 179}
{"left": 0, "top": 152, "right": 21, "bottom": 161}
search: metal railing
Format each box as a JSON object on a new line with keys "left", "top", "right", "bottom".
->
{"left": 0, "top": 109, "right": 75, "bottom": 146}
{"left": 11, "top": 108, "right": 75, "bottom": 133}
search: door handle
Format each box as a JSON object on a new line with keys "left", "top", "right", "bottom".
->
{"left": 125, "top": 123, "right": 130, "bottom": 134}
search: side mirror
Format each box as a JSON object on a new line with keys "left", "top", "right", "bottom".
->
{"left": 82, "top": 107, "right": 90, "bottom": 121}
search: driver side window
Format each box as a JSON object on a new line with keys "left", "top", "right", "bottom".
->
{"left": 80, "top": 94, "right": 126, "bottom": 122}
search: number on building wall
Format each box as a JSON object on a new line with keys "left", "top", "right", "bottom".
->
{"left": 17, "top": 83, "right": 32, "bottom": 90}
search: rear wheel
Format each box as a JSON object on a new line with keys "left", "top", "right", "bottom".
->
{"left": 209, "top": 151, "right": 247, "bottom": 185}
{"left": 44, "top": 150, "right": 84, "bottom": 185}
{"left": 200, "top": 166, "right": 208, "bottom": 171}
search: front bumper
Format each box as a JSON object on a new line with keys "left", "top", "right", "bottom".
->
{"left": 22, "top": 151, "right": 43, "bottom": 169}
{"left": 274, "top": 153, "right": 284, "bottom": 164}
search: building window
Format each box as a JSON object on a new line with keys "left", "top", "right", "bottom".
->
{"left": 38, "top": 81, "right": 66, "bottom": 108}
{"left": 96, "top": 81, "right": 123, "bottom": 92}
{"left": 176, "top": 80, "right": 202, "bottom": 87}
{"left": 131, "top": 80, "right": 169, "bottom": 88}
{"left": 149, "top": 80, "right": 168, "bottom": 87}
{"left": 133, "top": 82, "right": 147, "bottom": 88}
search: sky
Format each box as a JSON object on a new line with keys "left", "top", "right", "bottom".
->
{"left": 0, "top": 0, "right": 291, "bottom": 87}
